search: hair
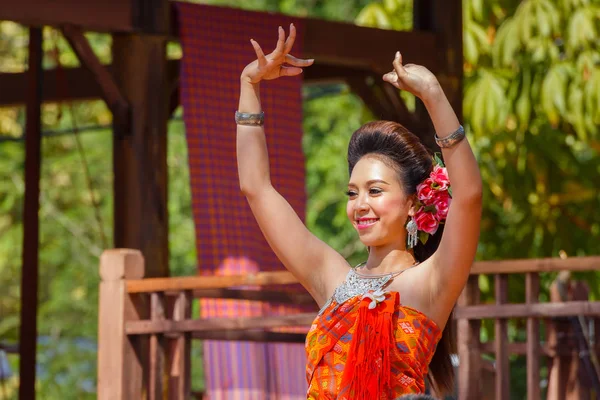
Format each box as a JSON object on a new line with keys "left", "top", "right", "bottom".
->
{"left": 397, "top": 395, "right": 437, "bottom": 400}
{"left": 347, "top": 120, "right": 455, "bottom": 395}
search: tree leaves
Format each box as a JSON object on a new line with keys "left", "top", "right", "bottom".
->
{"left": 541, "top": 63, "right": 571, "bottom": 126}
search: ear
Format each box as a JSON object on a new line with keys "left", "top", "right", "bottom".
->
{"left": 407, "top": 195, "right": 418, "bottom": 217}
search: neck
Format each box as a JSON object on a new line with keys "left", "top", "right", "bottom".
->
{"left": 363, "top": 244, "right": 417, "bottom": 274}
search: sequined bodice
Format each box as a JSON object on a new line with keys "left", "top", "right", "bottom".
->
{"left": 318, "top": 268, "right": 395, "bottom": 316}
{"left": 306, "top": 264, "right": 442, "bottom": 398}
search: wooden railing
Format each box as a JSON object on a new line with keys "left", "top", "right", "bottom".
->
{"left": 97, "top": 249, "right": 600, "bottom": 399}
{"left": 97, "top": 249, "right": 318, "bottom": 400}
{"left": 457, "top": 256, "right": 600, "bottom": 400}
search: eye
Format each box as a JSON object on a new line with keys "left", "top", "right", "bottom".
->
{"left": 369, "top": 188, "right": 382, "bottom": 195}
{"left": 345, "top": 190, "right": 357, "bottom": 197}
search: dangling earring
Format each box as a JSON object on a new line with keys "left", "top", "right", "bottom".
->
{"left": 406, "top": 217, "right": 418, "bottom": 249}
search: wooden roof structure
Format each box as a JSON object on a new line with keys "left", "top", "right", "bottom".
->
{"left": 0, "top": 0, "right": 462, "bottom": 398}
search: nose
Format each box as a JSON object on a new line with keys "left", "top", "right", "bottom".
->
{"left": 354, "top": 193, "right": 370, "bottom": 214}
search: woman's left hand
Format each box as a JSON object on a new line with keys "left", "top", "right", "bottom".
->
{"left": 383, "top": 51, "right": 441, "bottom": 100}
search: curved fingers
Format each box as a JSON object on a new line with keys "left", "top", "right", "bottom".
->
{"left": 250, "top": 39, "right": 267, "bottom": 67}
{"left": 283, "top": 23, "right": 296, "bottom": 54}
{"left": 392, "top": 51, "right": 407, "bottom": 79}
{"left": 279, "top": 65, "right": 303, "bottom": 77}
{"left": 271, "top": 26, "right": 286, "bottom": 58}
{"left": 285, "top": 54, "right": 313, "bottom": 67}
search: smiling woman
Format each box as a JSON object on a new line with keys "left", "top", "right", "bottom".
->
{"left": 236, "top": 24, "right": 482, "bottom": 399}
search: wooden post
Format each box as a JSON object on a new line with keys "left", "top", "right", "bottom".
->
{"left": 19, "top": 26, "right": 43, "bottom": 400}
{"left": 149, "top": 292, "right": 166, "bottom": 400}
{"left": 495, "top": 274, "right": 510, "bottom": 400}
{"left": 526, "top": 273, "right": 541, "bottom": 400}
{"left": 112, "top": 33, "right": 170, "bottom": 279}
{"left": 413, "top": 0, "right": 463, "bottom": 150}
{"left": 167, "top": 291, "right": 192, "bottom": 399}
{"left": 547, "top": 278, "right": 593, "bottom": 399}
{"left": 457, "top": 275, "right": 482, "bottom": 399}
{"left": 98, "top": 249, "right": 145, "bottom": 400}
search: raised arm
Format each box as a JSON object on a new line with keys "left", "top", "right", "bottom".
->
{"left": 383, "top": 52, "right": 482, "bottom": 310}
{"left": 237, "top": 25, "right": 349, "bottom": 305}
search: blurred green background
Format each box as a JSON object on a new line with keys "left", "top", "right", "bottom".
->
{"left": 0, "top": 0, "right": 599, "bottom": 398}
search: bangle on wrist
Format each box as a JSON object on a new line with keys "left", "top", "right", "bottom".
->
{"left": 434, "top": 125, "right": 465, "bottom": 148}
{"left": 235, "top": 111, "right": 264, "bottom": 126}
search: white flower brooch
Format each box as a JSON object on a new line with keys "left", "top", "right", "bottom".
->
{"left": 362, "top": 289, "right": 387, "bottom": 309}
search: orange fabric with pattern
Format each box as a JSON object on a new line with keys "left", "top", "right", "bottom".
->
{"left": 305, "top": 291, "right": 441, "bottom": 399}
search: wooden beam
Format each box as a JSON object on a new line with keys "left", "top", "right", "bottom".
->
{"left": 455, "top": 301, "right": 600, "bottom": 319}
{"left": 414, "top": 0, "right": 463, "bottom": 120}
{"left": 0, "top": 0, "right": 169, "bottom": 34}
{"left": 124, "top": 256, "right": 600, "bottom": 294}
{"left": 413, "top": 0, "right": 463, "bottom": 149}
{"left": 0, "top": 0, "right": 133, "bottom": 32}
{"left": 0, "top": 61, "right": 389, "bottom": 106}
{"left": 191, "top": 331, "right": 306, "bottom": 343}
{"left": 303, "top": 18, "right": 438, "bottom": 75}
{"left": 19, "top": 27, "right": 43, "bottom": 400}
{"left": 303, "top": 63, "right": 371, "bottom": 85}
{"left": 0, "top": 7, "right": 439, "bottom": 105}
{"left": 347, "top": 74, "right": 396, "bottom": 121}
{"left": 526, "top": 273, "right": 541, "bottom": 400}
{"left": 126, "top": 312, "right": 317, "bottom": 335}
{"left": 148, "top": 292, "right": 165, "bottom": 400}
{"left": 167, "top": 291, "right": 191, "bottom": 399}
{"left": 375, "top": 80, "right": 422, "bottom": 134}
{"left": 98, "top": 249, "right": 146, "bottom": 400}
{"left": 495, "top": 274, "right": 510, "bottom": 400}
{"left": 60, "top": 25, "right": 128, "bottom": 119}
{"left": 470, "top": 256, "right": 600, "bottom": 275}
{"left": 127, "top": 271, "right": 297, "bottom": 293}
{"left": 0, "top": 67, "right": 105, "bottom": 107}
{"left": 457, "top": 276, "right": 482, "bottom": 400}
{"left": 479, "top": 341, "right": 572, "bottom": 356}
{"left": 3, "top": 2, "right": 436, "bottom": 65}
{"left": 112, "top": 34, "right": 170, "bottom": 278}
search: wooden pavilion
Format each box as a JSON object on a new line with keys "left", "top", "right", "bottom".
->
{"left": 1, "top": 0, "right": 599, "bottom": 399}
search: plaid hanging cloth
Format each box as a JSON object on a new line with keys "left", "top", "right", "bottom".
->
{"left": 177, "top": 3, "right": 309, "bottom": 399}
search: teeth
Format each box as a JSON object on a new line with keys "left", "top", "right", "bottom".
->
{"left": 358, "top": 219, "right": 378, "bottom": 225}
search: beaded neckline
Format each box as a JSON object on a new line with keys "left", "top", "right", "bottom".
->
{"left": 317, "top": 261, "right": 418, "bottom": 316}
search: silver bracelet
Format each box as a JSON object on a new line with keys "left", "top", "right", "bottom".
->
{"left": 235, "top": 111, "right": 264, "bottom": 126}
{"left": 434, "top": 125, "right": 466, "bottom": 148}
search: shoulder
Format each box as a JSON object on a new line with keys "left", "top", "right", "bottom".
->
{"left": 313, "top": 259, "right": 351, "bottom": 308}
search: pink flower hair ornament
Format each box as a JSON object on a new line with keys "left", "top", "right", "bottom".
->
{"left": 412, "top": 154, "right": 452, "bottom": 245}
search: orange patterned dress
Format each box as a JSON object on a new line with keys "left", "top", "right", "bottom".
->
{"left": 305, "top": 268, "right": 441, "bottom": 399}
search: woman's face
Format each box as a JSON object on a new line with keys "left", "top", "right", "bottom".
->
{"left": 346, "top": 156, "right": 414, "bottom": 248}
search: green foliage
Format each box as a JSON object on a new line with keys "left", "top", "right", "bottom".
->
{"left": 302, "top": 87, "right": 372, "bottom": 265}
{"left": 355, "top": 0, "right": 413, "bottom": 29}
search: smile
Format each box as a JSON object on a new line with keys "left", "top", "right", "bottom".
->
{"left": 356, "top": 218, "right": 379, "bottom": 229}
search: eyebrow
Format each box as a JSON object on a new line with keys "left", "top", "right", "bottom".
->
{"left": 348, "top": 179, "right": 390, "bottom": 187}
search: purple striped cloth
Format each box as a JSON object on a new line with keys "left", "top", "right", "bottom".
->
{"left": 177, "top": 3, "right": 310, "bottom": 399}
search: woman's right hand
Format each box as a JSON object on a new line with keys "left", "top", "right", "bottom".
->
{"left": 241, "top": 23, "right": 314, "bottom": 84}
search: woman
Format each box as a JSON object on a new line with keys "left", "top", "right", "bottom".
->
{"left": 236, "top": 24, "right": 482, "bottom": 398}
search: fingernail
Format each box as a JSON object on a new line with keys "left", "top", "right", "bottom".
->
{"left": 395, "top": 51, "right": 400, "bottom": 59}
{"left": 308, "top": 59, "right": 314, "bottom": 63}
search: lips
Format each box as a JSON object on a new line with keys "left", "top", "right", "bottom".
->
{"left": 356, "top": 218, "right": 379, "bottom": 230}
